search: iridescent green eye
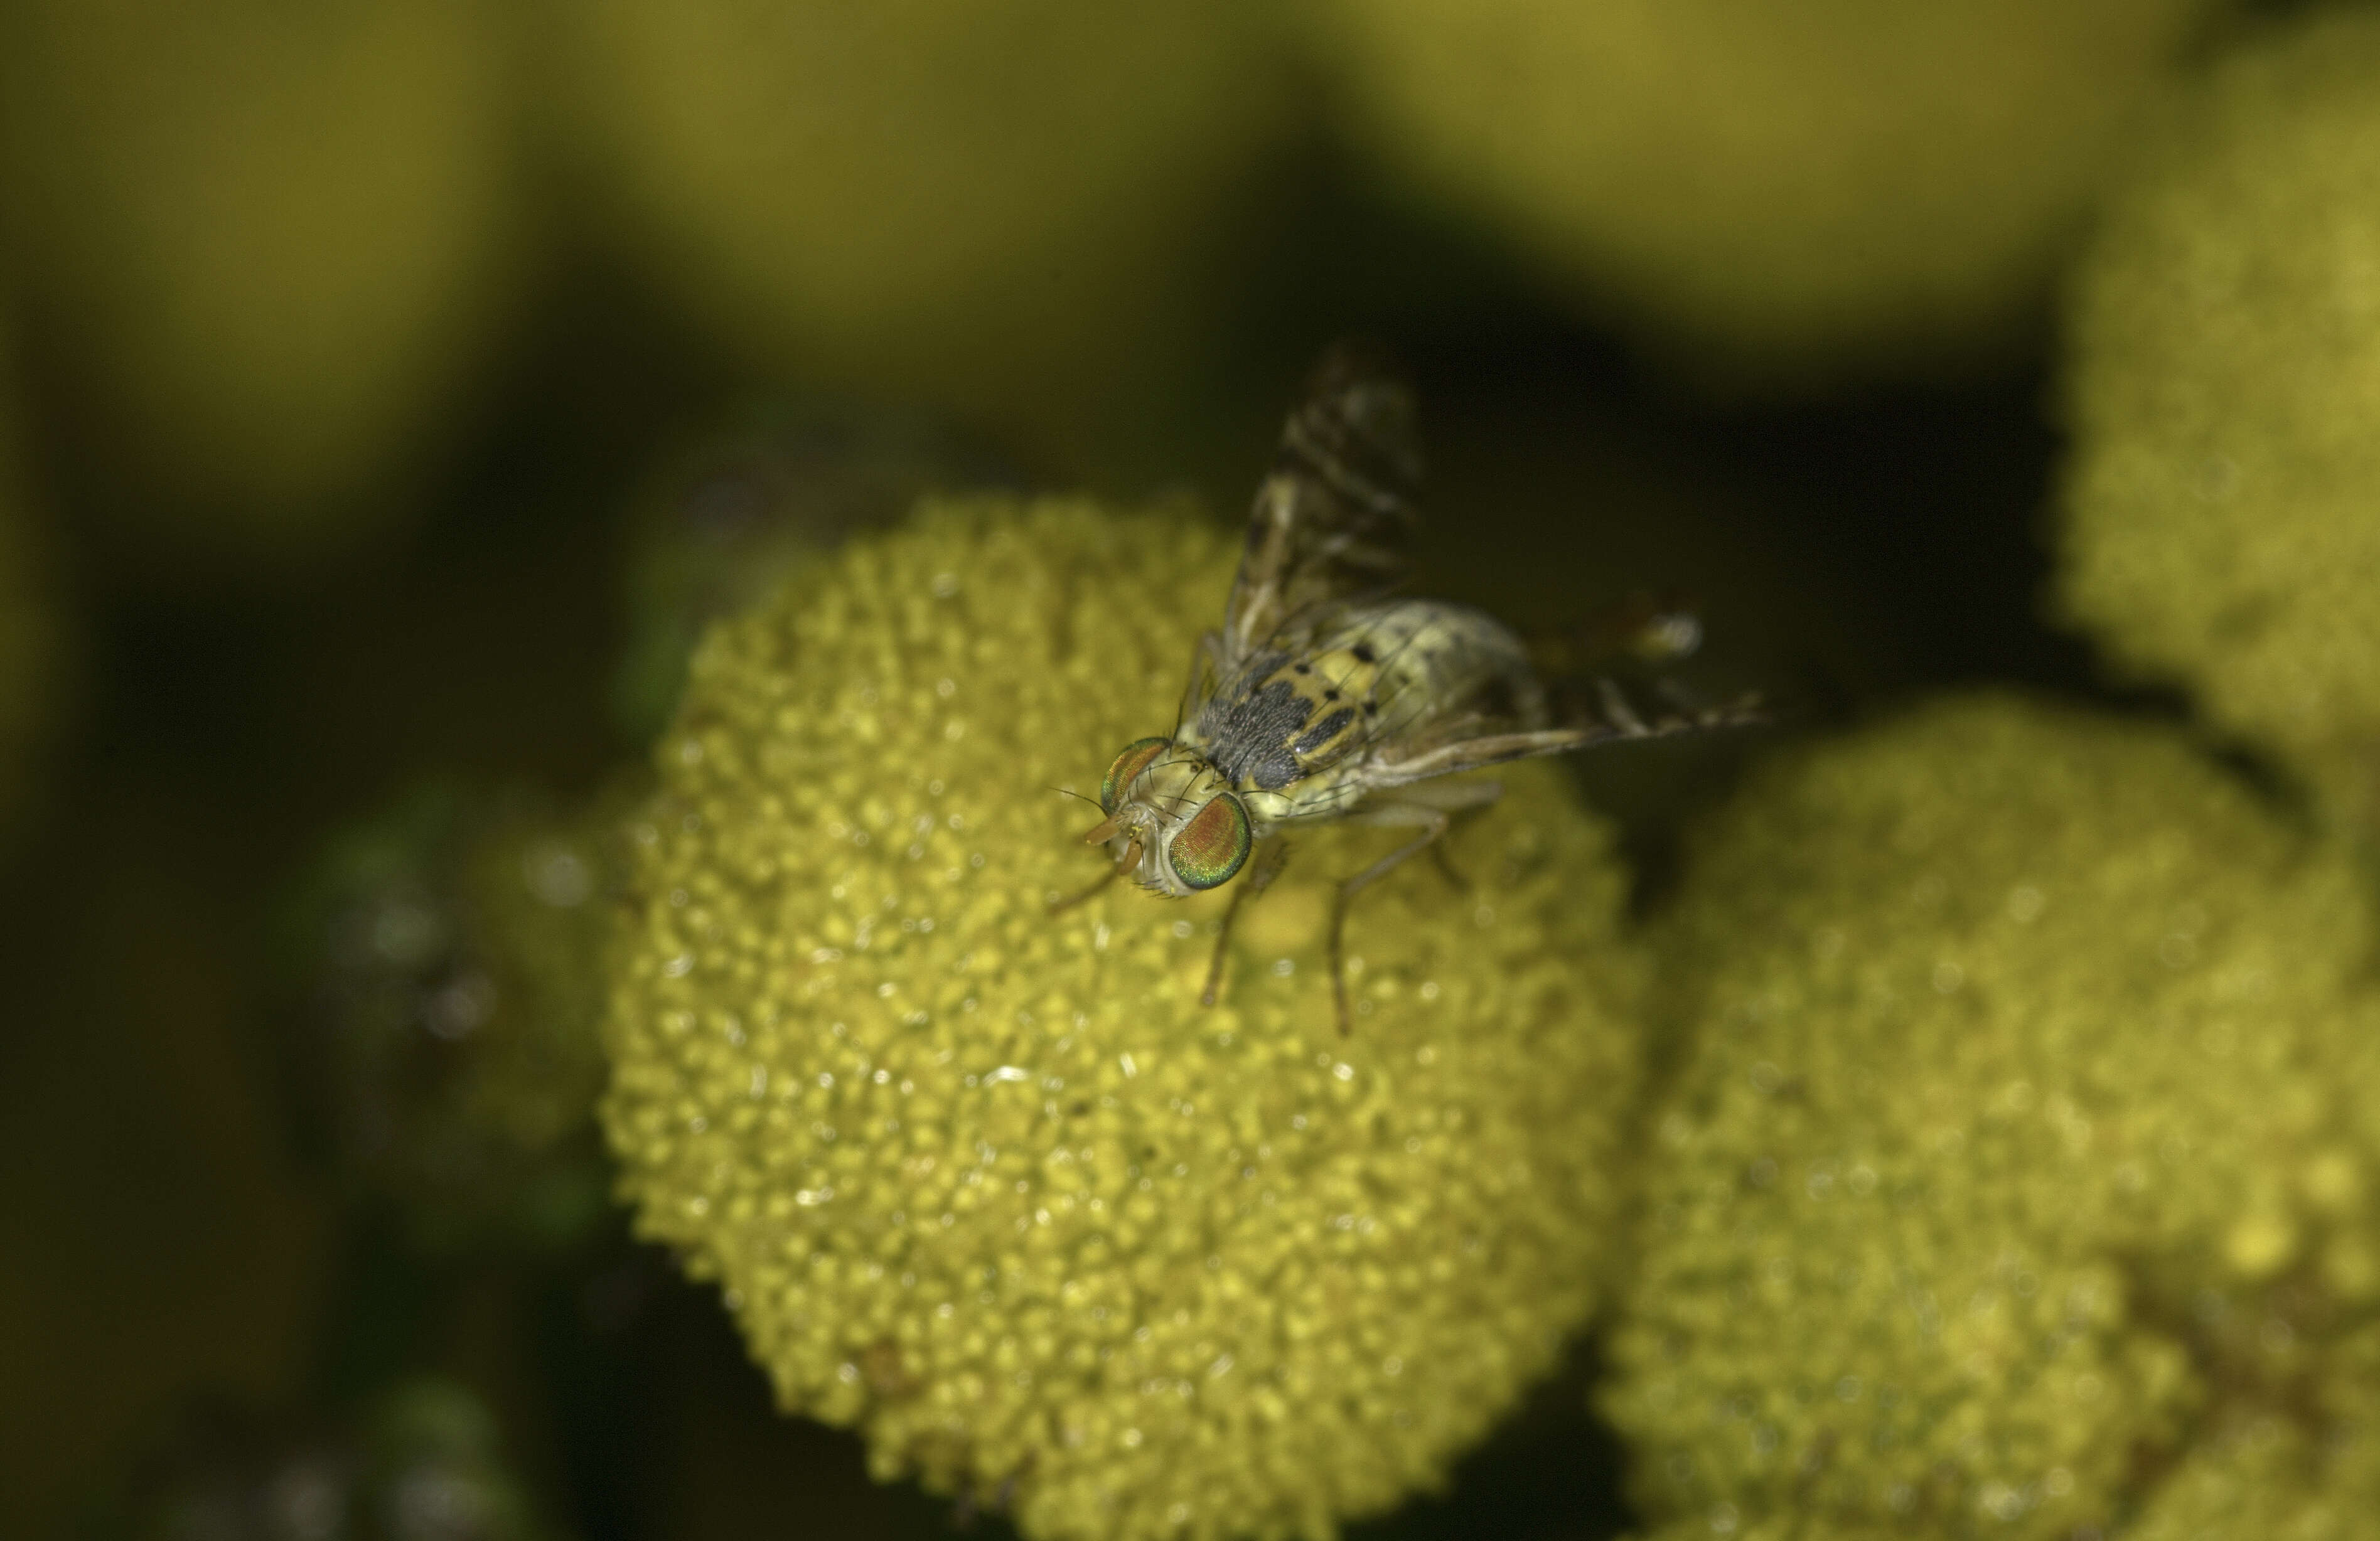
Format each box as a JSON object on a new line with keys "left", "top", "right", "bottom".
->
{"left": 1170, "top": 794, "right": 1252, "bottom": 891}
{"left": 1100, "top": 736, "right": 1171, "bottom": 813}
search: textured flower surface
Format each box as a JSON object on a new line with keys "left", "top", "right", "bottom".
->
{"left": 603, "top": 498, "right": 1646, "bottom": 1540}
{"left": 1605, "top": 696, "right": 2380, "bottom": 1540}
{"left": 2060, "top": 9, "right": 2380, "bottom": 833}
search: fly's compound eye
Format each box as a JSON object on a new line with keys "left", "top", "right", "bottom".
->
{"left": 1100, "top": 737, "right": 1171, "bottom": 814}
{"left": 1169, "top": 793, "right": 1252, "bottom": 891}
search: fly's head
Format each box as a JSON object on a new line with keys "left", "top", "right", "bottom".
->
{"left": 1081, "top": 737, "right": 1252, "bottom": 897}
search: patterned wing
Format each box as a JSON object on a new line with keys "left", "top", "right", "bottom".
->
{"left": 1218, "top": 342, "right": 1423, "bottom": 669}
{"left": 1363, "top": 666, "right": 1766, "bottom": 791}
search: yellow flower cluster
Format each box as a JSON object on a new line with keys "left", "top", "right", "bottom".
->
{"left": 2061, "top": 9, "right": 2380, "bottom": 836}
{"left": 603, "top": 498, "right": 1645, "bottom": 1540}
{"left": 1605, "top": 696, "right": 2380, "bottom": 1539}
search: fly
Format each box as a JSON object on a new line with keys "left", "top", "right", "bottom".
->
{"left": 1063, "top": 342, "right": 1757, "bottom": 1033}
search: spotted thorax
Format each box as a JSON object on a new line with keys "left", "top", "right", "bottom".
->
{"left": 1067, "top": 343, "right": 1756, "bottom": 1032}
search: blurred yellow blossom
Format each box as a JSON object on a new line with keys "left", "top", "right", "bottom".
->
{"left": 1605, "top": 696, "right": 2380, "bottom": 1538}
{"left": 0, "top": 0, "right": 520, "bottom": 558}
{"left": 551, "top": 3, "right": 1295, "bottom": 474}
{"left": 2061, "top": 9, "right": 2380, "bottom": 836}
{"left": 1311, "top": 0, "right": 2220, "bottom": 381}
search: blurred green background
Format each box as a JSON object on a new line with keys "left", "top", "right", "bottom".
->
{"left": 0, "top": 1, "right": 2325, "bottom": 1537}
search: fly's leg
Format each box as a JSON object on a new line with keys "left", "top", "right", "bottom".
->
{"left": 951, "top": 1466, "right": 1025, "bottom": 1529}
{"left": 1327, "top": 809, "right": 1447, "bottom": 1037}
{"left": 1328, "top": 781, "right": 1504, "bottom": 1035}
{"left": 1048, "top": 863, "right": 1121, "bottom": 915}
{"left": 1202, "top": 838, "right": 1290, "bottom": 1008}
{"left": 1049, "top": 839, "right": 1140, "bottom": 915}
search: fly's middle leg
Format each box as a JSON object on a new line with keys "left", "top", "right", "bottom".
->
{"left": 1328, "top": 780, "right": 1503, "bottom": 1035}
{"left": 1201, "top": 836, "right": 1290, "bottom": 1008}
{"left": 1327, "top": 808, "right": 1444, "bottom": 1036}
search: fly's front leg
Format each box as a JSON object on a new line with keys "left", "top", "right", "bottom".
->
{"left": 1202, "top": 837, "right": 1290, "bottom": 1008}
{"left": 1329, "top": 779, "right": 1503, "bottom": 1035}
{"left": 1049, "top": 839, "right": 1139, "bottom": 915}
{"left": 1427, "top": 836, "right": 1469, "bottom": 893}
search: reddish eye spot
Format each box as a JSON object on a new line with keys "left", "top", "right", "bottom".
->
{"left": 1171, "top": 795, "right": 1252, "bottom": 891}
{"left": 1100, "top": 737, "right": 1171, "bottom": 813}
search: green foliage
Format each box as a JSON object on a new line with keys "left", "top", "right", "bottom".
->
{"left": 359, "top": 1378, "right": 550, "bottom": 1541}
{"left": 2060, "top": 8, "right": 2380, "bottom": 836}
{"left": 602, "top": 497, "right": 1646, "bottom": 1540}
{"left": 294, "top": 782, "right": 619, "bottom": 1254}
{"left": 102, "top": 1378, "right": 550, "bottom": 1541}
{"left": 1604, "top": 695, "right": 2380, "bottom": 1538}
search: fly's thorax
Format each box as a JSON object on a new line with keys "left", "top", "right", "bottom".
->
{"left": 1191, "top": 598, "right": 1545, "bottom": 799}
{"left": 1196, "top": 642, "right": 1381, "bottom": 794}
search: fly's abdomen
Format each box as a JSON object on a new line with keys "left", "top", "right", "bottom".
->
{"left": 1333, "top": 600, "right": 1546, "bottom": 744}
{"left": 1198, "top": 632, "right": 1390, "bottom": 791}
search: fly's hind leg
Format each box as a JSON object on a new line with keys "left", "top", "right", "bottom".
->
{"left": 1328, "top": 781, "right": 1503, "bottom": 1035}
{"left": 1202, "top": 838, "right": 1290, "bottom": 1008}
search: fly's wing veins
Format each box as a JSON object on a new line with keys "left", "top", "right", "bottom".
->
{"left": 1366, "top": 675, "right": 1764, "bottom": 789}
{"left": 1218, "top": 341, "right": 1422, "bottom": 670}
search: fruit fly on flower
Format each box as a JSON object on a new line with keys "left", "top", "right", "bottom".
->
{"left": 1063, "top": 343, "right": 1757, "bottom": 1033}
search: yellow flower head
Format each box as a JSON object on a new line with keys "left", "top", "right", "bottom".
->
{"left": 2061, "top": 9, "right": 2380, "bottom": 833}
{"left": 1606, "top": 695, "right": 2380, "bottom": 1540}
{"left": 603, "top": 498, "right": 1645, "bottom": 1540}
